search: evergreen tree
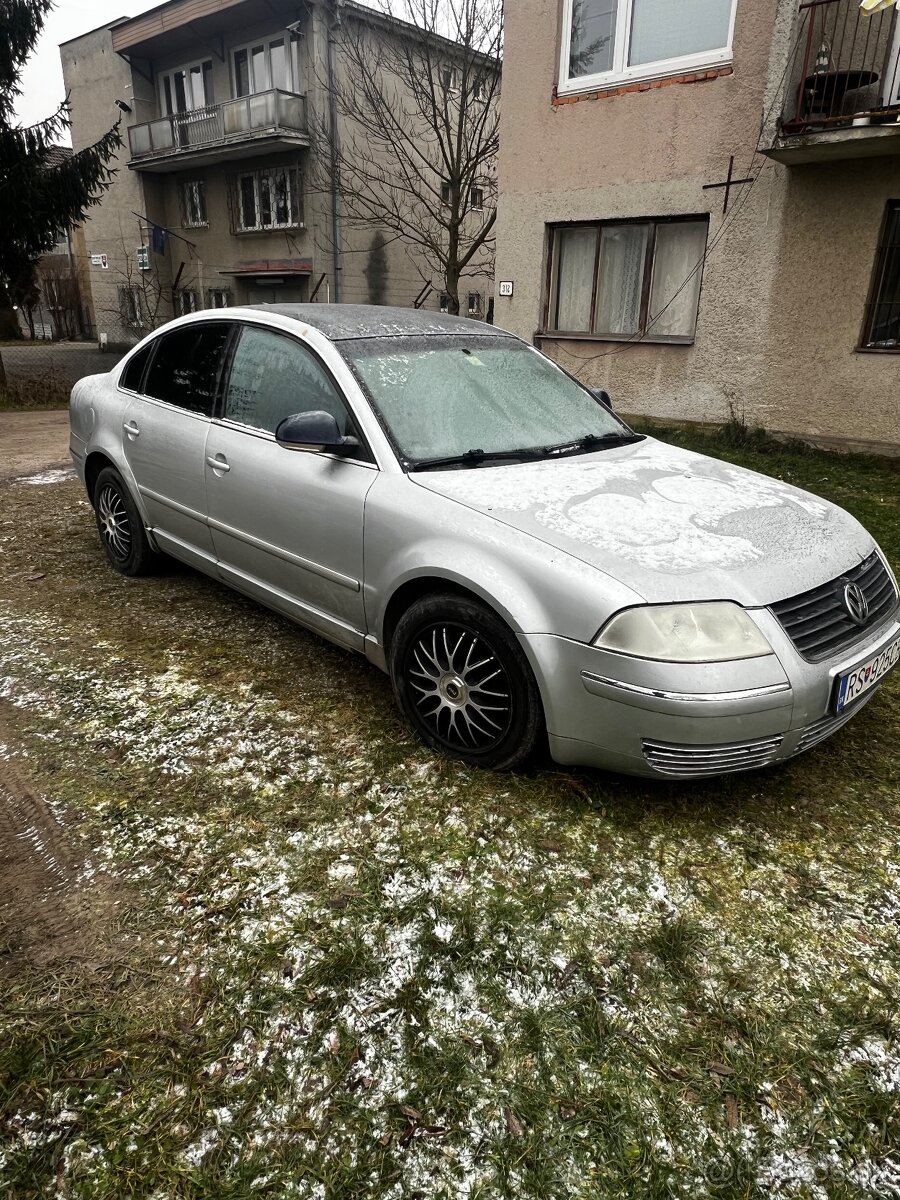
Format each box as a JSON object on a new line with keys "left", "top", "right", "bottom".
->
{"left": 0, "top": 0, "right": 121, "bottom": 379}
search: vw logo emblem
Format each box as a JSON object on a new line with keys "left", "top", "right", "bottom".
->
{"left": 843, "top": 581, "right": 869, "bottom": 626}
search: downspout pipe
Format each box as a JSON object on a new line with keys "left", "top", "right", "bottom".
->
{"left": 325, "top": 0, "right": 342, "bottom": 303}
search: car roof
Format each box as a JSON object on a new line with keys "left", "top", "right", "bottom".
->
{"left": 245, "top": 303, "right": 512, "bottom": 342}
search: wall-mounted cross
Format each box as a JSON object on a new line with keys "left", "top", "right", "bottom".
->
{"left": 702, "top": 155, "right": 755, "bottom": 214}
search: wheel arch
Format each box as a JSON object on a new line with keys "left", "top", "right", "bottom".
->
{"left": 381, "top": 575, "right": 499, "bottom": 658}
{"left": 84, "top": 450, "right": 119, "bottom": 503}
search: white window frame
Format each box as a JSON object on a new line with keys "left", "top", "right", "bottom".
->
{"left": 231, "top": 33, "right": 301, "bottom": 97}
{"left": 557, "top": 0, "right": 738, "bottom": 96}
{"left": 159, "top": 58, "right": 214, "bottom": 115}
{"left": 469, "top": 185, "right": 484, "bottom": 210}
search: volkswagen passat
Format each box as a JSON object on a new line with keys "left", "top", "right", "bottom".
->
{"left": 69, "top": 306, "right": 900, "bottom": 778}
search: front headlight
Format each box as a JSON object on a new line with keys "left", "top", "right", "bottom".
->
{"left": 594, "top": 602, "right": 774, "bottom": 663}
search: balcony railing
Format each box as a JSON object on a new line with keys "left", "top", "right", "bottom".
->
{"left": 780, "top": 0, "right": 900, "bottom": 134}
{"left": 128, "top": 90, "right": 308, "bottom": 161}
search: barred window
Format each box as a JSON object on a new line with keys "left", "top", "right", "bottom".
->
{"left": 176, "top": 289, "right": 199, "bottom": 315}
{"left": 861, "top": 201, "right": 900, "bottom": 351}
{"left": 181, "top": 180, "right": 207, "bottom": 228}
{"left": 234, "top": 166, "right": 301, "bottom": 232}
{"left": 117, "top": 285, "right": 145, "bottom": 328}
{"left": 206, "top": 288, "right": 232, "bottom": 309}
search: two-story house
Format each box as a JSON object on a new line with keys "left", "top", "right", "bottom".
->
{"left": 61, "top": 0, "right": 496, "bottom": 347}
{"left": 496, "top": 0, "right": 900, "bottom": 453}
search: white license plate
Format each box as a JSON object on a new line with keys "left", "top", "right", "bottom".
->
{"left": 835, "top": 634, "right": 900, "bottom": 712}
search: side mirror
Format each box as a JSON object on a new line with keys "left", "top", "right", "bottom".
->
{"left": 275, "top": 410, "right": 359, "bottom": 455}
{"left": 590, "top": 387, "right": 613, "bottom": 410}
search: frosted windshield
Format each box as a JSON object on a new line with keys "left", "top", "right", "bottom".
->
{"left": 342, "top": 336, "right": 626, "bottom": 463}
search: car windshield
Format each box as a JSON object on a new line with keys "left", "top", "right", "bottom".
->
{"left": 340, "top": 335, "right": 635, "bottom": 467}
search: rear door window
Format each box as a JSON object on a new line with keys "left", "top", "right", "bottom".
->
{"left": 143, "top": 322, "right": 233, "bottom": 416}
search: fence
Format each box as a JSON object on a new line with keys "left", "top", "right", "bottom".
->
{"left": 0, "top": 335, "right": 126, "bottom": 408}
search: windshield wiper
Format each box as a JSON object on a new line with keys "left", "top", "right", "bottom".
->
{"left": 409, "top": 447, "right": 546, "bottom": 472}
{"left": 542, "top": 432, "right": 645, "bottom": 457}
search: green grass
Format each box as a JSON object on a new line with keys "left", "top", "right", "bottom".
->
{"left": 0, "top": 436, "right": 898, "bottom": 1199}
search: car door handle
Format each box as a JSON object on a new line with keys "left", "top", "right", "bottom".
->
{"left": 123, "top": 421, "right": 140, "bottom": 437}
{"left": 206, "top": 455, "right": 231, "bottom": 473}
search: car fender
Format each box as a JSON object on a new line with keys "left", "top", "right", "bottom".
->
{"left": 364, "top": 476, "right": 644, "bottom": 654}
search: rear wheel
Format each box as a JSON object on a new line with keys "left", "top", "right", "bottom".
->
{"left": 390, "top": 593, "right": 543, "bottom": 770}
{"left": 93, "top": 466, "right": 162, "bottom": 576}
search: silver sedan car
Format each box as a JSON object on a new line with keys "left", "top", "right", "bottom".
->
{"left": 69, "top": 306, "right": 900, "bottom": 778}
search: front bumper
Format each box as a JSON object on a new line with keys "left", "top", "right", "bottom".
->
{"left": 526, "top": 603, "right": 900, "bottom": 779}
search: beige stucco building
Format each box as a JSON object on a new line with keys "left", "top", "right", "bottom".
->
{"left": 496, "top": 0, "right": 900, "bottom": 452}
{"left": 61, "top": 0, "right": 495, "bottom": 348}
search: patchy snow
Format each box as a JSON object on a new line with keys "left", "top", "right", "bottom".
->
{"left": 12, "top": 467, "right": 75, "bottom": 486}
{"left": 1, "top": 596, "right": 899, "bottom": 1199}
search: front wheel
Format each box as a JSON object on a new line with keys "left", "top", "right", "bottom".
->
{"left": 92, "top": 466, "right": 162, "bottom": 576}
{"left": 389, "top": 594, "right": 543, "bottom": 770}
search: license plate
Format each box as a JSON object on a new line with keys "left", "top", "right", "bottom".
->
{"left": 835, "top": 634, "right": 900, "bottom": 712}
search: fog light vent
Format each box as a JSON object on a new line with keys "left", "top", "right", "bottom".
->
{"left": 642, "top": 735, "right": 784, "bottom": 777}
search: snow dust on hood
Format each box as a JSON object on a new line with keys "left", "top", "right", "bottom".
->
{"left": 412, "top": 437, "right": 875, "bottom": 606}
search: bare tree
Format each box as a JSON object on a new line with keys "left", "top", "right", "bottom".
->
{"left": 103, "top": 224, "right": 176, "bottom": 345}
{"left": 36, "top": 260, "right": 83, "bottom": 339}
{"left": 314, "top": 0, "right": 501, "bottom": 315}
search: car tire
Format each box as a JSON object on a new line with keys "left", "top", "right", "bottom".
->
{"left": 390, "top": 593, "right": 544, "bottom": 770}
{"left": 92, "top": 466, "right": 162, "bottom": 577}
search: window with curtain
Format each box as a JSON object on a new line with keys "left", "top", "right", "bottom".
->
{"left": 546, "top": 217, "right": 708, "bottom": 342}
{"left": 561, "top": 0, "right": 736, "bottom": 91}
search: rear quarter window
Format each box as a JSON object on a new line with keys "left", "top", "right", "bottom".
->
{"left": 120, "top": 342, "right": 154, "bottom": 393}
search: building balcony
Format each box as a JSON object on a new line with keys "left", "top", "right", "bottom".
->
{"left": 127, "top": 90, "right": 309, "bottom": 172}
{"left": 764, "top": 0, "right": 900, "bottom": 165}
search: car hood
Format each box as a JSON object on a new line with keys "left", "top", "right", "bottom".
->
{"left": 411, "top": 437, "right": 875, "bottom": 606}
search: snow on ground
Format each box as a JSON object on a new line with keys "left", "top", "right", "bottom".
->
{"left": 11, "top": 467, "right": 75, "bottom": 486}
{"left": 1, "top": 599, "right": 898, "bottom": 1198}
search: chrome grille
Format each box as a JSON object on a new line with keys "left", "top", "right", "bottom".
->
{"left": 770, "top": 553, "right": 897, "bottom": 663}
{"left": 643, "top": 735, "right": 784, "bottom": 777}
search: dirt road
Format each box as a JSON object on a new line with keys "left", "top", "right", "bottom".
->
{"left": 0, "top": 410, "right": 71, "bottom": 482}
